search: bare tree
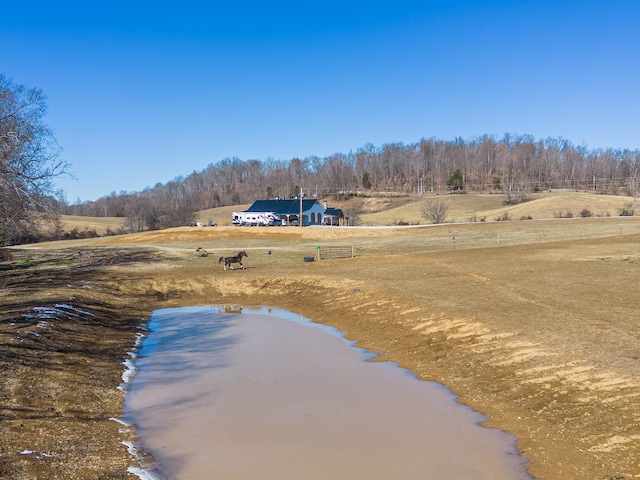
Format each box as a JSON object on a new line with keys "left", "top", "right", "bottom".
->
{"left": 623, "top": 151, "right": 640, "bottom": 215}
{"left": 422, "top": 200, "right": 448, "bottom": 224}
{"left": 54, "top": 131, "right": 640, "bottom": 226}
{"left": 0, "top": 75, "right": 68, "bottom": 245}
{"left": 341, "top": 205, "right": 361, "bottom": 226}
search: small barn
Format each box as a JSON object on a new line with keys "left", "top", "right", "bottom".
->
{"left": 241, "top": 198, "right": 342, "bottom": 226}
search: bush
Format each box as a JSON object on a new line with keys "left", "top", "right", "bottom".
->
{"left": 580, "top": 209, "right": 593, "bottom": 218}
{"left": 104, "top": 227, "right": 125, "bottom": 236}
{"left": 63, "top": 228, "right": 99, "bottom": 240}
{"left": 554, "top": 210, "right": 574, "bottom": 219}
{"left": 620, "top": 205, "right": 634, "bottom": 216}
{"left": 422, "top": 201, "right": 448, "bottom": 224}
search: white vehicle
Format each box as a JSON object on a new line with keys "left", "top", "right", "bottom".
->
{"left": 232, "top": 211, "right": 281, "bottom": 226}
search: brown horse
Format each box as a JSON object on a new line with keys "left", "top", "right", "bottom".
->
{"left": 218, "top": 251, "right": 248, "bottom": 270}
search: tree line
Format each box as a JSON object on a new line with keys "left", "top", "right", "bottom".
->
{"left": 2, "top": 75, "right": 639, "bottom": 245}
{"left": 57, "top": 134, "right": 640, "bottom": 228}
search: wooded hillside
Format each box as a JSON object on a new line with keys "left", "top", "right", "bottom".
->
{"left": 57, "top": 134, "right": 640, "bottom": 232}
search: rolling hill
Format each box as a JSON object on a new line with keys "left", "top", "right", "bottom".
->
{"left": 62, "top": 191, "right": 634, "bottom": 233}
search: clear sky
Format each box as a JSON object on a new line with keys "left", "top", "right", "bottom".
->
{"left": 2, "top": 1, "right": 638, "bottom": 202}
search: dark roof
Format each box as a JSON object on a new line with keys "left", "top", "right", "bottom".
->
{"left": 246, "top": 199, "right": 321, "bottom": 215}
{"left": 324, "top": 207, "right": 344, "bottom": 218}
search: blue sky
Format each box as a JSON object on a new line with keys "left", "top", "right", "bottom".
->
{"left": 2, "top": 1, "right": 638, "bottom": 202}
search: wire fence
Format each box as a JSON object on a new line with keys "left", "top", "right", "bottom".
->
{"left": 335, "top": 217, "right": 640, "bottom": 258}
{"left": 171, "top": 216, "right": 640, "bottom": 265}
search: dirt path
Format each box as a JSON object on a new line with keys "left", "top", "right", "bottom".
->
{"left": 1, "top": 233, "right": 639, "bottom": 479}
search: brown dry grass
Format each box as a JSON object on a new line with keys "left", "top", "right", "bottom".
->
{"left": 63, "top": 191, "right": 633, "bottom": 231}
{"left": 194, "top": 204, "right": 251, "bottom": 227}
{"left": 60, "top": 215, "right": 125, "bottom": 235}
{"left": 359, "top": 191, "right": 632, "bottom": 225}
{"left": 4, "top": 193, "right": 640, "bottom": 479}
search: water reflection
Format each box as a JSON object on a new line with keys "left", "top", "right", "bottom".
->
{"left": 132, "top": 307, "right": 240, "bottom": 388}
{"left": 126, "top": 306, "right": 533, "bottom": 480}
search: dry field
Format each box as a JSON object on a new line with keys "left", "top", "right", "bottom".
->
{"left": 321, "top": 191, "right": 631, "bottom": 226}
{"left": 2, "top": 193, "right": 640, "bottom": 479}
{"left": 190, "top": 191, "right": 633, "bottom": 227}
{"left": 60, "top": 215, "right": 125, "bottom": 235}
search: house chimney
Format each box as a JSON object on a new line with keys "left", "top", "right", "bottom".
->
{"left": 323, "top": 200, "right": 328, "bottom": 209}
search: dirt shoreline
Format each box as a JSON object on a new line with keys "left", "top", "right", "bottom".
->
{"left": 2, "top": 237, "right": 640, "bottom": 479}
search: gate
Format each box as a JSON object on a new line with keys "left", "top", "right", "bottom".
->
{"left": 317, "top": 245, "right": 354, "bottom": 260}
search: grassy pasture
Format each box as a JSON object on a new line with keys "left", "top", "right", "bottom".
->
{"left": 358, "top": 191, "right": 633, "bottom": 225}
{"left": 194, "top": 204, "right": 251, "bottom": 227}
{"left": 60, "top": 191, "right": 634, "bottom": 233}
{"left": 60, "top": 215, "right": 125, "bottom": 235}
{"left": 7, "top": 191, "right": 640, "bottom": 479}
{"left": 53, "top": 192, "right": 640, "bottom": 271}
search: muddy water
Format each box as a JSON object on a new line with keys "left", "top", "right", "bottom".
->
{"left": 125, "top": 306, "right": 532, "bottom": 479}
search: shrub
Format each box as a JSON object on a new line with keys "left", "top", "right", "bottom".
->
{"left": 580, "top": 209, "right": 593, "bottom": 218}
{"left": 422, "top": 201, "right": 448, "bottom": 224}
{"left": 62, "top": 228, "right": 99, "bottom": 240}
{"left": 104, "top": 227, "right": 126, "bottom": 236}
{"left": 620, "top": 205, "right": 634, "bottom": 216}
{"left": 554, "top": 210, "right": 574, "bottom": 218}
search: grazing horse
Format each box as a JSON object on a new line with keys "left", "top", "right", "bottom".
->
{"left": 219, "top": 251, "right": 248, "bottom": 270}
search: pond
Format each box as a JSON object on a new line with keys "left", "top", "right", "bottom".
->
{"left": 125, "top": 306, "right": 533, "bottom": 479}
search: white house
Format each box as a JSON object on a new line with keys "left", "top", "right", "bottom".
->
{"left": 236, "top": 198, "right": 342, "bottom": 226}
